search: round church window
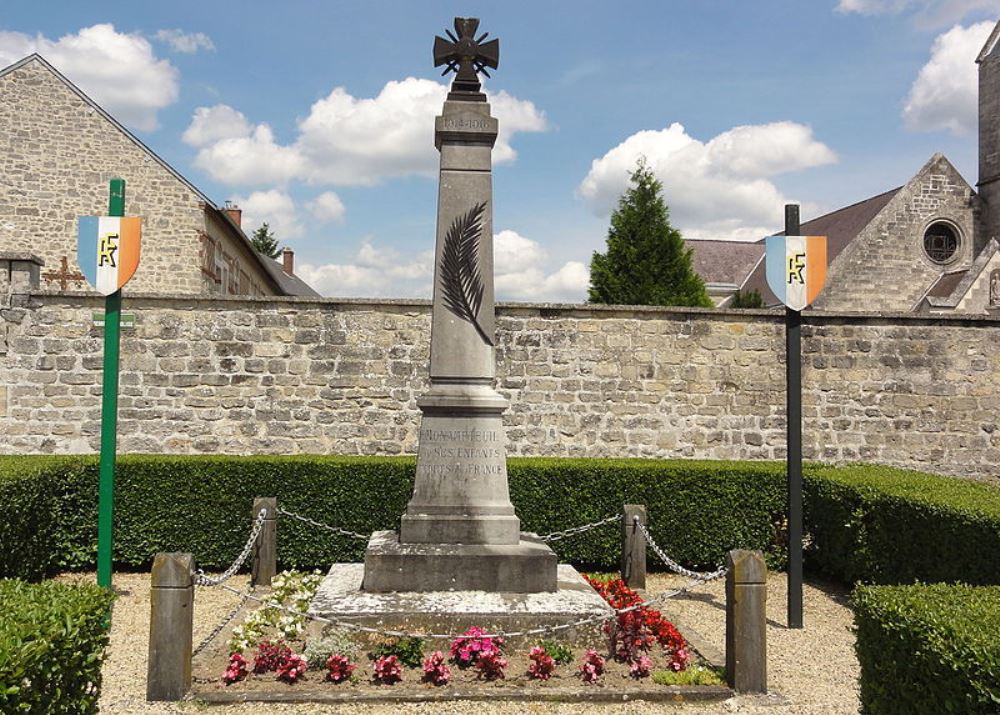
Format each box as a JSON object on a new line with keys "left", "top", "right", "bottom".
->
{"left": 923, "top": 222, "right": 960, "bottom": 264}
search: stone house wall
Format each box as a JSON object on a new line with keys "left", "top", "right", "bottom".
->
{"left": 0, "top": 57, "right": 278, "bottom": 297}
{"left": 814, "top": 155, "right": 977, "bottom": 312}
{"left": 1, "top": 286, "right": 998, "bottom": 482}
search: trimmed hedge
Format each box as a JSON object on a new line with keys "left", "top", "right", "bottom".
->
{"left": 0, "top": 579, "right": 115, "bottom": 714}
{"left": 853, "top": 584, "right": 1000, "bottom": 714}
{"left": 1, "top": 455, "right": 997, "bottom": 585}
{"left": 805, "top": 464, "right": 1000, "bottom": 585}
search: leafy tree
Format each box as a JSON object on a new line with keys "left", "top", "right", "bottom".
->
{"left": 250, "top": 222, "right": 281, "bottom": 259}
{"left": 730, "top": 288, "right": 765, "bottom": 309}
{"left": 588, "top": 160, "right": 712, "bottom": 307}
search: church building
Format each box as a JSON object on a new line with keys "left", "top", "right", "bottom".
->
{"left": 690, "top": 20, "right": 1000, "bottom": 316}
{"left": 0, "top": 54, "right": 318, "bottom": 298}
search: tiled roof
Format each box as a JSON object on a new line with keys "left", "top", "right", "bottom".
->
{"left": 743, "top": 186, "right": 902, "bottom": 305}
{"left": 685, "top": 239, "right": 764, "bottom": 286}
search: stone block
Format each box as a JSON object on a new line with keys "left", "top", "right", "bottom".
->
{"left": 362, "top": 530, "right": 558, "bottom": 593}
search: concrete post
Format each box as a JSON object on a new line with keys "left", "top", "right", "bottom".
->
{"left": 146, "top": 552, "right": 194, "bottom": 701}
{"left": 620, "top": 504, "right": 647, "bottom": 590}
{"left": 251, "top": 497, "right": 277, "bottom": 587}
{"left": 725, "top": 549, "right": 767, "bottom": 693}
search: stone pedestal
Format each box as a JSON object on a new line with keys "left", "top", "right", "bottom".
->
{"left": 363, "top": 530, "right": 557, "bottom": 593}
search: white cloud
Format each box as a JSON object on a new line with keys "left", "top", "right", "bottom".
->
{"left": 835, "top": 0, "right": 996, "bottom": 27}
{"left": 494, "top": 230, "right": 590, "bottom": 302}
{"left": 578, "top": 122, "right": 836, "bottom": 241}
{"left": 154, "top": 29, "right": 215, "bottom": 54}
{"left": 296, "top": 230, "right": 588, "bottom": 301}
{"left": 186, "top": 78, "right": 547, "bottom": 187}
{"left": 182, "top": 104, "right": 252, "bottom": 146}
{"left": 902, "top": 21, "right": 994, "bottom": 135}
{"left": 0, "top": 24, "right": 178, "bottom": 131}
{"left": 230, "top": 189, "right": 304, "bottom": 240}
{"left": 296, "top": 239, "right": 434, "bottom": 297}
{"left": 307, "top": 192, "right": 346, "bottom": 223}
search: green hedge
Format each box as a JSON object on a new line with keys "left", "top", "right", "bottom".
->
{"left": 853, "top": 584, "right": 1000, "bottom": 714}
{"left": 1, "top": 455, "right": 997, "bottom": 586}
{"left": 0, "top": 579, "right": 115, "bottom": 714}
{"left": 805, "top": 464, "right": 1000, "bottom": 585}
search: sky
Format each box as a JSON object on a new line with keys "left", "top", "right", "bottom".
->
{"left": 0, "top": 1, "right": 997, "bottom": 301}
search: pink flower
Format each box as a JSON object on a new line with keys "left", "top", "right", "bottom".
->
{"left": 222, "top": 653, "right": 248, "bottom": 685}
{"left": 475, "top": 651, "right": 508, "bottom": 681}
{"left": 325, "top": 654, "right": 355, "bottom": 684}
{"left": 670, "top": 647, "right": 690, "bottom": 671}
{"left": 276, "top": 654, "right": 307, "bottom": 684}
{"left": 630, "top": 654, "right": 653, "bottom": 679}
{"left": 373, "top": 654, "right": 402, "bottom": 684}
{"left": 578, "top": 649, "right": 605, "bottom": 684}
{"left": 527, "top": 646, "right": 556, "bottom": 680}
{"left": 422, "top": 651, "right": 451, "bottom": 686}
{"left": 450, "top": 626, "right": 505, "bottom": 668}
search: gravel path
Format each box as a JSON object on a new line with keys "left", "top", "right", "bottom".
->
{"left": 65, "top": 570, "right": 859, "bottom": 714}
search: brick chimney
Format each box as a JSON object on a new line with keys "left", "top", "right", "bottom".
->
{"left": 282, "top": 247, "right": 294, "bottom": 276}
{"left": 223, "top": 200, "right": 242, "bottom": 228}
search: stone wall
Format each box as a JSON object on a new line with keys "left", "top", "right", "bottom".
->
{"left": 1, "top": 290, "right": 998, "bottom": 482}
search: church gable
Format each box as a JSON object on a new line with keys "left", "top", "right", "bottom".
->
{"left": 813, "top": 154, "right": 976, "bottom": 312}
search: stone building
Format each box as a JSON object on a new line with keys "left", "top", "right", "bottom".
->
{"left": 0, "top": 54, "right": 318, "bottom": 298}
{"left": 689, "top": 20, "right": 1000, "bottom": 316}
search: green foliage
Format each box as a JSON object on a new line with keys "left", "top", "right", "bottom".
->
{"left": 303, "top": 629, "right": 360, "bottom": 669}
{"left": 369, "top": 637, "right": 425, "bottom": 668}
{"left": 250, "top": 222, "right": 281, "bottom": 259}
{"left": 0, "top": 579, "right": 115, "bottom": 714}
{"left": 588, "top": 159, "right": 713, "bottom": 308}
{"left": 730, "top": 289, "right": 765, "bottom": 309}
{"left": 537, "top": 639, "right": 574, "bottom": 665}
{"left": 1, "top": 456, "right": 998, "bottom": 586}
{"left": 652, "top": 665, "right": 725, "bottom": 686}
{"left": 852, "top": 584, "right": 1000, "bottom": 714}
{"left": 805, "top": 464, "right": 1000, "bottom": 585}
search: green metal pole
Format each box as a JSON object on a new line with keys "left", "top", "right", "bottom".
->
{"left": 97, "top": 178, "right": 125, "bottom": 589}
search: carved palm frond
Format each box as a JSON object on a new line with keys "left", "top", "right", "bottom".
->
{"left": 440, "top": 201, "right": 493, "bottom": 346}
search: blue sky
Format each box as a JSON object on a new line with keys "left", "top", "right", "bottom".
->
{"left": 1, "top": 1, "right": 996, "bottom": 299}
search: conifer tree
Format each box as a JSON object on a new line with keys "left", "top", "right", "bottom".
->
{"left": 251, "top": 222, "right": 281, "bottom": 259}
{"left": 588, "top": 160, "right": 712, "bottom": 307}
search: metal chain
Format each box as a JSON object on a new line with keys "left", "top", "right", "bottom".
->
{"left": 192, "top": 586, "right": 256, "bottom": 657}
{"left": 212, "top": 566, "right": 724, "bottom": 642}
{"left": 634, "top": 518, "right": 728, "bottom": 581}
{"left": 195, "top": 508, "right": 268, "bottom": 587}
{"left": 539, "top": 514, "right": 620, "bottom": 542}
{"left": 276, "top": 507, "right": 369, "bottom": 541}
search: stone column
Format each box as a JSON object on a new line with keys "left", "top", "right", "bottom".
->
{"left": 398, "top": 96, "right": 519, "bottom": 546}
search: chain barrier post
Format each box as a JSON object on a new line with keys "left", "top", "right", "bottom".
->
{"left": 147, "top": 552, "right": 194, "bottom": 701}
{"left": 251, "top": 497, "right": 277, "bottom": 587}
{"left": 621, "top": 504, "right": 647, "bottom": 590}
{"left": 725, "top": 549, "right": 767, "bottom": 694}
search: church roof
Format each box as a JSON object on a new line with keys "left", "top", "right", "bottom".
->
{"left": 741, "top": 186, "right": 903, "bottom": 304}
{"left": 0, "top": 53, "right": 319, "bottom": 298}
{"left": 685, "top": 239, "right": 764, "bottom": 287}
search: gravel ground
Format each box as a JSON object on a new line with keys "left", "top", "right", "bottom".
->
{"left": 65, "top": 570, "right": 859, "bottom": 714}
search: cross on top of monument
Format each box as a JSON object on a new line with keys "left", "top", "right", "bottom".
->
{"left": 433, "top": 17, "right": 499, "bottom": 100}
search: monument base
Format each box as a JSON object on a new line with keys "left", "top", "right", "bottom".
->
{"left": 311, "top": 562, "right": 612, "bottom": 647}
{"left": 361, "top": 530, "right": 558, "bottom": 593}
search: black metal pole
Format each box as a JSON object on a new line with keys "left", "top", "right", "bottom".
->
{"left": 785, "top": 203, "right": 803, "bottom": 629}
